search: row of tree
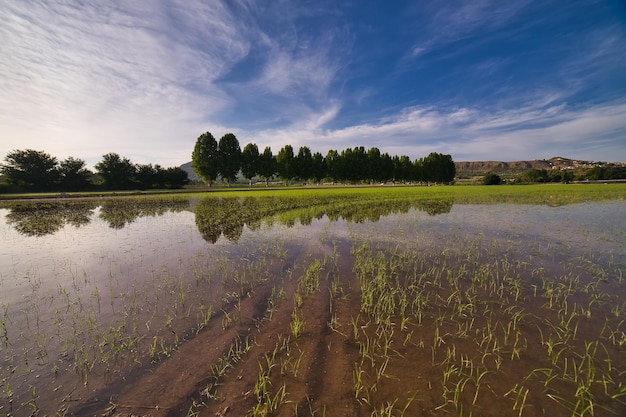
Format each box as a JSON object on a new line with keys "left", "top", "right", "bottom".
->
{"left": 0, "top": 149, "right": 189, "bottom": 192}
{"left": 512, "top": 166, "right": 626, "bottom": 184}
{"left": 192, "top": 131, "right": 456, "bottom": 186}
{"left": 482, "top": 165, "right": 626, "bottom": 185}
{"left": 1, "top": 132, "right": 457, "bottom": 192}
{"left": 513, "top": 168, "right": 575, "bottom": 184}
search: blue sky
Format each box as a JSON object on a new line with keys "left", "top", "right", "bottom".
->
{"left": 1, "top": 0, "right": 625, "bottom": 168}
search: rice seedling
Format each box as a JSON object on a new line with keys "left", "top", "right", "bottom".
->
{"left": 195, "top": 304, "right": 213, "bottom": 334}
{"left": 353, "top": 362, "right": 369, "bottom": 405}
{"left": 1, "top": 185, "right": 625, "bottom": 416}
{"left": 290, "top": 310, "right": 305, "bottom": 339}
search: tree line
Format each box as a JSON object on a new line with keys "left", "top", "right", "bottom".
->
{"left": 482, "top": 165, "right": 626, "bottom": 185}
{"left": 513, "top": 166, "right": 626, "bottom": 183}
{"left": 0, "top": 149, "right": 189, "bottom": 192}
{"left": 192, "top": 131, "right": 456, "bottom": 186}
{"left": 1, "top": 132, "right": 456, "bottom": 193}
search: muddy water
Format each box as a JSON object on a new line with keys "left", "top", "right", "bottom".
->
{"left": 0, "top": 198, "right": 625, "bottom": 416}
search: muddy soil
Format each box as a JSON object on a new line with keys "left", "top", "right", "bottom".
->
{"left": 65, "top": 234, "right": 626, "bottom": 417}
{"left": 67, "top": 239, "right": 355, "bottom": 417}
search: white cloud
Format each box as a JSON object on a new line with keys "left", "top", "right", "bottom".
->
{"left": 404, "top": 0, "right": 533, "bottom": 60}
{"left": 1, "top": 1, "right": 623, "bottom": 169}
{"left": 409, "top": 46, "right": 426, "bottom": 58}
{"left": 449, "top": 102, "right": 626, "bottom": 161}
{"left": 240, "top": 97, "right": 626, "bottom": 162}
{"left": 254, "top": 48, "right": 336, "bottom": 97}
{"left": 0, "top": 1, "right": 247, "bottom": 166}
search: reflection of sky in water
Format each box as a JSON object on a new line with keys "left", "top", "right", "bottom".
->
{"left": 1, "top": 199, "right": 625, "bottom": 416}
{"left": 346, "top": 201, "right": 626, "bottom": 273}
{"left": 444, "top": 202, "right": 626, "bottom": 259}
{"left": 1, "top": 201, "right": 625, "bottom": 309}
{"left": 1, "top": 208, "right": 201, "bottom": 307}
{"left": 0, "top": 206, "right": 342, "bottom": 310}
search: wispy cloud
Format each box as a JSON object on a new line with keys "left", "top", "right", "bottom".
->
{"left": 246, "top": 96, "right": 626, "bottom": 162}
{"left": 556, "top": 24, "right": 626, "bottom": 93}
{"left": 403, "top": 0, "right": 532, "bottom": 60}
{"left": 216, "top": 3, "right": 347, "bottom": 119}
{"left": 245, "top": 39, "right": 340, "bottom": 100}
{"left": 0, "top": 1, "right": 247, "bottom": 165}
{"left": 0, "top": 1, "right": 623, "bottom": 168}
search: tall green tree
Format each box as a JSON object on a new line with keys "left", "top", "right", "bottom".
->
{"left": 341, "top": 146, "right": 367, "bottom": 182}
{"left": 258, "top": 146, "right": 276, "bottom": 186}
{"left": 294, "top": 146, "right": 313, "bottom": 183}
{"left": 218, "top": 133, "right": 241, "bottom": 186}
{"left": 366, "top": 147, "right": 382, "bottom": 183}
{"left": 277, "top": 145, "right": 295, "bottom": 185}
{"left": 422, "top": 152, "right": 456, "bottom": 184}
{"left": 392, "top": 155, "right": 414, "bottom": 182}
{"left": 311, "top": 152, "right": 326, "bottom": 184}
{"left": 241, "top": 142, "right": 260, "bottom": 187}
{"left": 325, "top": 149, "right": 340, "bottom": 182}
{"left": 1, "top": 149, "right": 59, "bottom": 191}
{"left": 191, "top": 131, "right": 219, "bottom": 186}
{"left": 339, "top": 148, "right": 355, "bottom": 182}
{"left": 59, "top": 156, "right": 92, "bottom": 191}
{"left": 413, "top": 157, "right": 424, "bottom": 183}
{"left": 381, "top": 152, "right": 394, "bottom": 183}
{"left": 95, "top": 153, "right": 136, "bottom": 190}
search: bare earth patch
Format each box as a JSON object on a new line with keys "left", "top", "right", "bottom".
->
{"left": 70, "top": 236, "right": 626, "bottom": 417}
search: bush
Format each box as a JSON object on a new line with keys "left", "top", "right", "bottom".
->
{"left": 483, "top": 172, "right": 503, "bottom": 185}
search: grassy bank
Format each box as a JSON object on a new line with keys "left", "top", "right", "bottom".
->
{"left": 1, "top": 183, "right": 625, "bottom": 207}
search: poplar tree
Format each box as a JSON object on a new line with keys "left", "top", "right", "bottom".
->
{"left": 218, "top": 133, "right": 242, "bottom": 186}
{"left": 241, "top": 142, "right": 260, "bottom": 187}
{"left": 258, "top": 146, "right": 276, "bottom": 186}
{"left": 191, "top": 131, "right": 219, "bottom": 186}
{"left": 276, "top": 145, "right": 295, "bottom": 185}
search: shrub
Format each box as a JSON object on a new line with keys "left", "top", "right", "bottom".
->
{"left": 483, "top": 172, "right": 503, "bottom": 185}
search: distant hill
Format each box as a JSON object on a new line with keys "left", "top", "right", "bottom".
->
{"left": 454, "top": 157, "right": 606, "bottom": 176}
{"left": 455, "top": 159, "right": 551, "bottom": 176}
{"left": 180, "top": 161, "right": 199, "bottom": 181}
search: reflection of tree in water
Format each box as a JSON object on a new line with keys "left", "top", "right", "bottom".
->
{"left": 4, "top": 194, "right": 452, "bottom": 239}
{"left": 194, "top": 194, "right": 454, "bottom": 244}
{"left": 195, "top": 196, "right": 329, "bottom": 243}
{"left": 419, "top": 199, "right": 454, "bottom": 216}
{"left": 4, "top": 201, "right": 96, "bottom": 236}
{"left": 98, "top": 198, "right": 190, "bottom": 229}
{"left": 4, "top": 198, "right": 191, "bottom": 236}
{"left": 194, "top": 198, "right": 246, "bottom": 243}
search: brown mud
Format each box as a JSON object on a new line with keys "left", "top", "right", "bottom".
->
{"left": 66, "top": 235, "right": 626, "bottom": 417}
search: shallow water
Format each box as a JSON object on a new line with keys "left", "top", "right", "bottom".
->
{"left": 0, "top": 196, "right": 624, "bottom": 416}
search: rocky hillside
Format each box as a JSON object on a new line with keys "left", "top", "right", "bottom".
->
{"left": 455, "top": 157, "right": 598, "bottom": 176}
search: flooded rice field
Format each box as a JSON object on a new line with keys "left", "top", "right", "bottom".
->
{"left": 0, "top": 189, "right": 625, "bottom": 417}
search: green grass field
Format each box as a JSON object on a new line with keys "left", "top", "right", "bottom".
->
{"left": 2, "top": 183, "right": 625, "bottom": 207}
